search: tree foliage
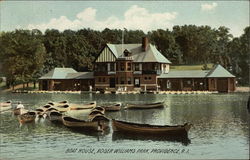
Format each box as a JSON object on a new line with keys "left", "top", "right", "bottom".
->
{"left": 0, "top": 25, "right": 249, "bottom": 86}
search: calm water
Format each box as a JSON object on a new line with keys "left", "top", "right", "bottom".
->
{"left": 0, "top": 92, "right": 249, "bottom": 160}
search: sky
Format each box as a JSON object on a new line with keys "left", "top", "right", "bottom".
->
{"left": 0, "top": 1, "right": 249, "bottom": 37}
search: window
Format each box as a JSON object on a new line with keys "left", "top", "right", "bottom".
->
{"left": 135, "top": 63, "right": 140, "bottom": 71}
{"left": 103, "top": 77, "right": 105, "bottom": 82}
{"left": 128, "top": 77, "right": 132, "bottom": 84}
{"left": 120, "top": 63, "right": 125, "bottom": 71}
{"left": 127, "top": 63, "right": 131, "bottom": 71}
{"left": 144, "top": 77, "right": 152, "bottom": 81}
{"left": 120, "top": 77, "right": 125, "bottom": 84}
{"left": 98, "top": 77, "right": 102, "bottom": 82}
{"left": 110, "top": 63, "right": 115, "bottom": 71}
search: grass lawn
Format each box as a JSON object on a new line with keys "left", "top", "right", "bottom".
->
{"left": 170, "top": 63, "right": 214, "bottom": 70}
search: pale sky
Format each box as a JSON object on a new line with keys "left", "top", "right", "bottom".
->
{"left": 0, "top": 1, "right": 249, "bottom": 37}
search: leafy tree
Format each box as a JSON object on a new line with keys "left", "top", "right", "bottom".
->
{"left": 0, "top": 29, "right": 45, "bottom": 89}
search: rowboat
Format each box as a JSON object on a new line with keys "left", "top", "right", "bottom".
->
{"left": 89, "top": 114, "right": 110, "bottom": 122}
{"left": 125, "top": 102, "right": 164, "bottom": 109}
{"left": 102, "top": 103, "right": 121, "bottom": 111}
{"left": 69, "top": 102, "right": 96, "bottom": 110}
{"left": 46, "top": 107, "right": 59, "bottom": 112}
{"left": 112, "top": 119, "right": 192, "bottom": 136}
{"left": 47, "top": 111, "right": 63, "bottom": 123}
{"left": 62, "top": 116, "right": 104, "bottom": 132}
{"left": 54, "top": 104, "right": 70, "bottom": 112}
{"left": 88, "top": 110, "right": 104, "bottom": 120}
{"left": 18, "top": 111, "right": 36, "bottom": 123}
{"left": 0, "top": 101, "right": 12, "bottom": 112}
{"left": 13, "top": 108, "right": 28, "bottom": 115}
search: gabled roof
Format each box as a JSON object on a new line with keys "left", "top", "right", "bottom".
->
{"left": 206, "top": 64, "right": 235, "bottom": 78}
{"left": 106, "top": 43, "right": 171, "bottom": 64}
{"left": 39, "top": 68, "right": 77, "bottom": 79}
{"left": 158, "top": 70, "right": 210, "bottom": 78}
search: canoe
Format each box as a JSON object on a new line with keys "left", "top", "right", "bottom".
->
{"left": 62, "top": 116, "right": 104, "bottom": 132}
{"left": 47, "top": 111, "right": 63, "bottom": 123}
{"left": 0, "top": 101, "right": 12, "bottom": 112}
{"left": 102, "top": 103, "right": 121, "bottom": 111}
{"left": 125, "top": 102, "right": 164, "bottom": 109}
{"left": 69, "top": 102, "right": 96, "bottom": 110}
{"left": 112, "top": 119, "right": 192, "bottom": 136}
{"left": 18, "top": 111, "right": 36, "bottom": 123}
{"left": 13, "top": 108, "right": 28, "bottom": 115}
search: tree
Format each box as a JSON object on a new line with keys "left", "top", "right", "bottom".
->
{"left": 0, "top": 29, "right": 46, "bottom": 89}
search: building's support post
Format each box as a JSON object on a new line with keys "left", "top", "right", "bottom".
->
{"left": 180, "top": 79, "right": 183, "bottom": 90}
{"left": 192, "top": 78, "right": 194, "bottom": 90}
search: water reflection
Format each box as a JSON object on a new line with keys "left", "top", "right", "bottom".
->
{"left": 0, "top": 93, "right": 249, "bottom": 159}
{"left": 112, "top": 132, "right": 191, "bottom": 146}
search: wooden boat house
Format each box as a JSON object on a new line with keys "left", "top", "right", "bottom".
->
{"left": 39, "top": 68, "right": 94, "bottom": 91}
{"left": 39, "top": 37, "right": 235, "bottom": 92}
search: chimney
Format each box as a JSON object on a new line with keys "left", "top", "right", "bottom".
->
{"left": 142, "top": 37, "right": 148, "bottom": 52}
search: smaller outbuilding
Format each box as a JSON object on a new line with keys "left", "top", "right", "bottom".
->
{"left": 158, "top": 64, "right": 235, "bottom": 92}
{"left": 38, "top": 68, "right": 94, "bottom": 91}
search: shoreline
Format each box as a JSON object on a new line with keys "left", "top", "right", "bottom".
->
{"left": 1, "top": 86, "right": 249, "bottom": 95}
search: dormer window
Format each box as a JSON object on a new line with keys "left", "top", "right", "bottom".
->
{"left": 123, "top": 49, "right": 131, "bottom": 57}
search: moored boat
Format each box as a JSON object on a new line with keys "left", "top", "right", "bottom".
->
{"left": 62, "top": 116, "right": 104, "bottom": 131}
{"left": 125, "top": 102, "right": 164, "bottom": 109}
{"left": 18, "top": 111, "right": 36, "bottom": 123}
{"left": 88, "top": 110, "right": 104, "bottom": 120}
{"left": 54, "top": 104, "right": 70, "bottom": 112}
{"left": 0, "top": 101, "right": 12, "bottom": 112}
{"left": 91, "top": 106, "right": 105, "bottom": 114}
{"left": 47, "top": 111, "right": 63, "bottom": 123}
{"left": 69, "top": 102, "right": 96, "bottom": 110}
{"left": 89, "top": 113, "right": 109, "bottom": 122}
{"left": 112, "top": 119, "right": 192, "bottom": 136}
{"left": 102, "top": 103, "right": 121, "bottom": 111}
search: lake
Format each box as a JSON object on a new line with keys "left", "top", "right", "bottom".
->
{"left": 0, "top": 92, "right": 249, "bottom": 160}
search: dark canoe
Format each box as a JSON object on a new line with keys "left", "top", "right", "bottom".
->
{"left": 62, "top": 116, "right": 103, "bottom": 131}
{"left": 125, "top": 102, "right": 164, "bottom": 109}
{"left": 102, "top": 103, "right": 122, "bottom": 111}
{"left": 112, "top": 132, "right": 191, "bottom": 146}
{"left": 112, "top": 119, "right": 192, "bottom": 136}
{"left": 18, "top": 111, "right": 36, "bottom": 123}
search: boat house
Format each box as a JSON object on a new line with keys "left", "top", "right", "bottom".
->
{"left": 38, "top": 68, "right": 94, "bottom": 91}
{"left": 39, "top": 37, "right": 235, "bottom": 92}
